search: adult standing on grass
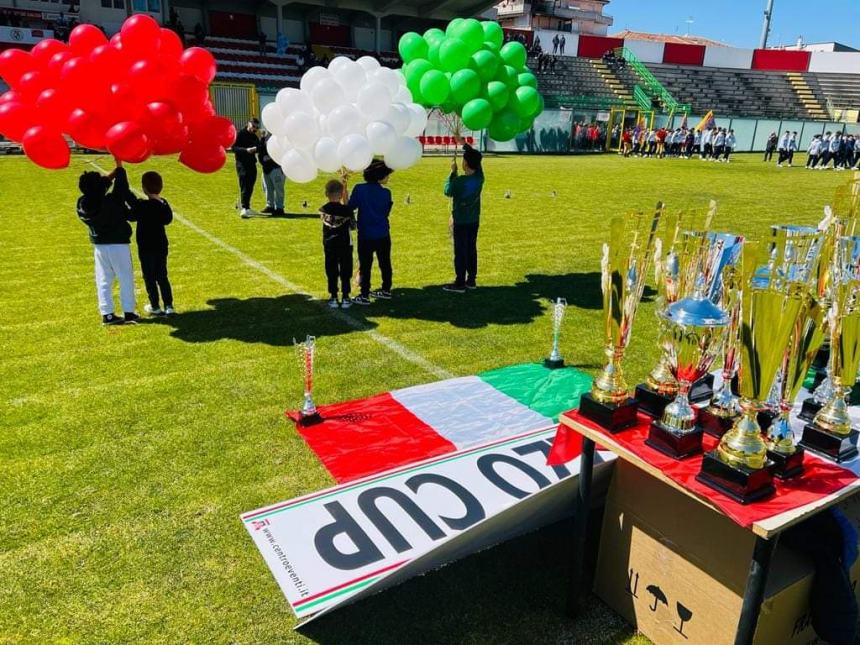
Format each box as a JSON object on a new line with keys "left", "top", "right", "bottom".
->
{"left": 443, "top": 143, "right": 484, "bottom": 294}
{"left": 258, "top": 131, "right": 286, "bottom": 216}
{"left": 763, "top": 132, "right": 777, "bottom": 162}
{"left": 232, "top": 118, "right": 261, "bottom": 219}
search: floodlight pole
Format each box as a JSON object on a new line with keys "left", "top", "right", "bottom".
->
{"left": 759, "top": 0, "right": 775, "bottom": 49}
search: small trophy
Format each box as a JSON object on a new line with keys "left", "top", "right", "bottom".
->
{"left": 295, "top": 335, "right": 322, "bottom": 426}
{"left": 544, "top": 297, "right": 567, "bottom": 369}
{"left": 799, "top": 235, "right": 860, "bottom": 462}
{"left": 579, "top": 204, "right": 663, "bottom": 432}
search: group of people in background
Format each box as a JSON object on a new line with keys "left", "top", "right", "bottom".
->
{"left": 231, "top": 118, "right": 287, "bottom": 218}
{"left": 763, "top": 131, "right": 859, "bottom": 169}
{"left": 618, "top": 125, "right": 737, "bottom": 162}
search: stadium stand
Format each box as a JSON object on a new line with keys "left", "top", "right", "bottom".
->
{"left": 806, "top": 72, "right": 860, "bottom": 116}
{"left": 531, "top": 55, "right": 630, "bottom": 108}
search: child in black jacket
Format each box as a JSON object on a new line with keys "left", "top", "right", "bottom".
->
{"left": 125, "top": 171, "right": 175, "bottom": 315}
{"left": 320, "top": 179, "right": 355, "bottom": 308}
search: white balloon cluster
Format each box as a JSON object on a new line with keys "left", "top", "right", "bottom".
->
{"left": 261, "top": 56, "right": 428, "bottom": 183}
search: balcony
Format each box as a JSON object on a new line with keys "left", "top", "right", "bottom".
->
{"left": 532, "top": 1, "right": 613, "bottom": 26}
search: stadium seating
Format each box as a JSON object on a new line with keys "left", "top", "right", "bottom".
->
{"left": 530, "top": 55, "right": 626, "bottom": 104}
{"left": 195, "top": 35, "right": 301, "bottom": 85}
{"left": 805, "top": 72, "right": 860, "bottom": 114}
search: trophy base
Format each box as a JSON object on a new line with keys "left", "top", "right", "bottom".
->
{"left": 798, "top": 398, "right": 822, "bottom": 423}
{"left": 578, "top": 393, "right": 639, "bottom": 433}
{"left": 696, "top": 451, "right": 776, "bottom": 505}
{"left": 689, "top": 374, "right": 715, "bottom": 404}
{"left": 757, "top": 409, "right": 778, "bottom": 432}
{"left": 634, "top": 383, "right": 673, "bottom": 418}
{"left": 798, "top": 425, "right": 859, "bottom": 463}
{"left": 699, "top": 408, "right": 738, "bottom": 438}
{"left": 767, "top": 447, "right": 805, "bottom": 480}
{"left": 297, "top": 412, "right": 323, "bottom": 427}
{"left": 543, "top": 357, "right": 565, "bottom": 369}
{"left": 645, "top": 420, "right": 703, "bottom": 459}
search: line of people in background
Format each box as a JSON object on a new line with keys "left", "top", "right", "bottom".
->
{"left": 763, "top": 131, "right": 858, "bottom": 169}
{"left": 618, "top": 126, "right": 736, "bottom": 162}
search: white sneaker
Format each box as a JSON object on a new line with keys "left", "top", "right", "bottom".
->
{"left": 164, "top": 306, "right": 176, "bottom": 315}
{"left": 144, "top": 304, "right": 165, "bottom": 316}
{"left": 240, "top": 208, "right": 254, "bottom": 219}
{"left": 327, "top": 297, "right": 339, "bottom": 308}
{"left": 341, "top": 298, "right": 352, "bottom": 309}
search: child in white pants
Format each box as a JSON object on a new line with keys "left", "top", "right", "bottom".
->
{"left": 77, "top": 161, "right": 138, "bottom": 325}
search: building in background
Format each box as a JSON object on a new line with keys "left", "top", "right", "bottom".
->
{"left": 491, "top": 0, "right": 611, "bottom": 37}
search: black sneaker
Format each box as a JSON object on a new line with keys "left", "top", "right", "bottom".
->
{"left": 465, "top": 281, "right": 477, "bottom": 290}
{"left": 443, "top": 283, "right": 467, "bottom": 293}
{"left": 274, "top": 208, "right": 286, "bottom": 217}
{"left": 124, "top": 312, "right": 140, "bottom": 324}
{"left": 261, "top": 206, "right": 275, "bottom": 214}
{"left": 371, "top": 290, "right": 392, "bottom": 300}
{"left": 102, "top": 313, "right": 124, "bottom": 325}
{"left": 352, "top": 295, "right": 372, "bottom": 305}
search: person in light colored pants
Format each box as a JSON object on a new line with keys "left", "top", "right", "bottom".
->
{"left": 261, "top": 167, "right": 286, "bottom": 215}
{"left": 94, "top": 244, "right": 136, "bottom": 316}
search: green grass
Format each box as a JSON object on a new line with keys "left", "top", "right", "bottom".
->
{"left": 0, "top": 152, "right": 847, "bottom": 644}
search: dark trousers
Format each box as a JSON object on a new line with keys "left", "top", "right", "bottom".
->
{"left": 324, "top": 243, "right": 353, "bottom": 298}
{"left": 777, "top": 150, "right": 788, "bottom": 164}
{"left": 453, "top": 222, "right": 479, "bottom": 287}
{"left": 723, "top": 147, "right": 732, "bottom": 160}
{"left": 237, "top": 163, "right": 257, "bottom": 209}
{"left": 702, "top": 143, "right": 712, "bottom": 158}
{"left": 712, "top": 145, "right": 724, "bottom": 158}
{"left": 821, "top": 151, "right": 833, "bottom": 167}
{"left": 139, "top": 250, "right": 172, "bottom": 309}
{"left": 764, "top": 148, "right": 774, "bottom": 161}
{"left": 807, "top": 154, "right": 820, "bottom": 168}
{"left": 358, "top": 236, "right": 392, "bottom": 296}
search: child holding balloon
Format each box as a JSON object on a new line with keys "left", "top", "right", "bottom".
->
{"left": 348, "top": 160, "right": 395, "bottom": 305}
{"left": 443, "top": 143, "right": 484, "bottom": 293}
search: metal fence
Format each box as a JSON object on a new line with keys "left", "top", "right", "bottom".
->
{"left": 210, "top": 82, "right": 260, "bottom": 129}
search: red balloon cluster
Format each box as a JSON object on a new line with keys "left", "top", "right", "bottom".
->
{"left": 0, "top": 15, "right": 236, "bottom": 172}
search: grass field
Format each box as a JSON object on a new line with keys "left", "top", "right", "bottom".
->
{"left": 0, "top": 151, "right": 849, "bottom": 644}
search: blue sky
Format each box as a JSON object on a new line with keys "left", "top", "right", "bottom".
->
{"left": 608, "top": 0, "right": 860, "bottom": 49}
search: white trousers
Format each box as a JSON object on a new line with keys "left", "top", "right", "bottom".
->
{"left": 93, "top": 244, "right": 136, "bottom": 315}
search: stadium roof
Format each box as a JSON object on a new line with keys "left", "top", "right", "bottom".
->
{"left": 611, "top": 30, "right": 728, "bottom": 47}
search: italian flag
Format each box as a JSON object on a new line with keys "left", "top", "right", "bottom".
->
{"left": 289, "top": 363, "right": 592, "bottom": 483}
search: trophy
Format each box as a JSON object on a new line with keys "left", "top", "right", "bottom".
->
{"left": 799, "top": 235, "right": 860, "bottom": 462}
{"left": 579, "top": 204, "right": 663, "bottom": 432}
{"left": 544, "top": 297, "right": 567, "bottom": 369}
{"left": 295, "top": 335, "right": 322, "bottom": 426}
{"left": 698, "top": 229, "right": 821, "bottom": 503}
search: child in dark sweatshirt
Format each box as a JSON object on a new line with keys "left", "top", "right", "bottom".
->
{"left": 125, "top": 171, "right": 175, "bottom": 315}
{"left": 319, "top": 179, "right": 355, "bottom": 308}
{"left": 347, "top": 160, "right": 394, "bottom": 305}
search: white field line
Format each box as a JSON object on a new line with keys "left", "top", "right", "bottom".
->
{"left": 90, "top": 162, "right": 453, "bottom": 380}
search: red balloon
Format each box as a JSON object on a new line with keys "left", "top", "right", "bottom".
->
{"left": 183, "top": 99, "right": 216, "bottom": 129}
{"left": 179, "top": 142, "right": 226, "bottom": 173}
{"left": 46, "top": 50, "right": 73, "bottom": 81}
{"left": 60, "top": 56, "right": 91, "bottom": 91}
{"left": 189, "top": 115, "right": 236, "bottom": 148}
{"left": 141, "top": 101, "right": 184, "bottom": 140}
{"left": 104, "top": 82, "right": 144, "bottom": 123}
{"left": 17, "top": 70, "right": 49, "bottom": 102}
{"left": 169, "top": 74, "right": 209, "bottom": 108}
{"left": 120, "top": 14, "right": 161, "bottom": 58}
{"left": 151, "top": 124, "right": 188, "bottom": 155}
{"left": 0, "top": 101, "right": 34, "bottom": 141}
{"left": 105, "top": 121, "right": 151, "bottom": 163}
{"left": 0, "top": 49, "right": 33, "bottom": 87}
{"left": 69, "top": 24, "right": 108, "bottom": 56}
{"left": 159, "top": 28, "right": 183, "bottom": 61}
{"left": 179, "top": 47, "right": 216, "bottom": 84}
{"left": 0, "top": 90, "right": 20, "bottom": 104}
{"left": 22, "top": 125, "right": 70, "bottom": 169}
{"left": 66, "top": 108, "right": 108, "bottom": 149}
{"left": 35, "top": 88, "right": 73, "bottom": 124}
{"left": 31, "top": 39, "right": 68, "bottom": 65}
{"left": 88, "top": 44, "right": 124, "bottom": 78}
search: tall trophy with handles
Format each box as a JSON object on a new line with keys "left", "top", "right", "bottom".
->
{"left": 544, "top": 297, "right": 567, "bottom": 369}
{"left": 295, "top": 335, "right": 322, "bottom": 426}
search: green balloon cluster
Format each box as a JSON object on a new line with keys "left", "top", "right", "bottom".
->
{"left": 398, "top": 18, "right": 544, "bottom": 141}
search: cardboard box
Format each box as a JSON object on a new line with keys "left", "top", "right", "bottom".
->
{"left": 594, "top": 461, "right": 860, "bottom": 645}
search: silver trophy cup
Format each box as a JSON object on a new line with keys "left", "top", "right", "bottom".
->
{"left": 544, "top": 297, "right": 567, "bottom": 369}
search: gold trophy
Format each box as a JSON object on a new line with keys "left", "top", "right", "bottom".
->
{"left": 799, "top": 235, "right": 860, "bottom": 462}
{"left": 579, "top": 203, "right": 663, "bottom": 432}
{"left": 698, "top": 228, "right": 821, "bottom": 503}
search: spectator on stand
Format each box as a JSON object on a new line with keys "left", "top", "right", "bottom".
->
{"left": 258, "top": 30, "right": 268, "bottom": 57}
{"left": 549, "top": 56, "right": 557, "bottom": 72}
{"left": 560, "top": 34, "right": 566, "bottom": 54}
{"left": 277, "top": 31, "right": 289, "bottom": 56}
{"left": 552, "top": 34, "right": 559, "bottom": 54}
{"left": 194, "top": 22, "right": 206, "bottom": 44}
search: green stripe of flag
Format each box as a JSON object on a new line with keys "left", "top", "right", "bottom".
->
{"left": 478, "top": 363, "right": 592, "bottom": 422}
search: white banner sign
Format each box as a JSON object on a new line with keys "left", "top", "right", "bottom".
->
{"left": 242, "top": 427, "right": 612, "bottom": 622}
{"left": 0, "top": 26, "right": 53, "bottom": 45}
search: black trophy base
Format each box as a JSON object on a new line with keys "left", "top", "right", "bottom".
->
{"left": 757, "top": 409, "right": 778, "bottom": 432}
{"left": 798, "top": 398, "right": 822, "bottom": 423}
{"left": 297, "top": 412, "right": 322, "bottom": 427}
{"left": 696, "top": 451, "right": 776, "bottom": 504}
{"left": 767, "top": 447, "right": 805, "bottom": 480}
{"left": 578, "top": 392, "right": 639, "bottom": 433}
{"left": 799, "top": 425, "right": 859, "bottom": 463}
{"left": 698, "top": 408, "right": 737, "bottom": 438}
{"left": 645, "top": 420, "right": 704, "bottom": 459}
{"left": 543, "top": 357, "right": 565, "bottom": 369}
{"left": 689, "top": 373, "right": 715, "bottom": 404}
{"left": 634, "top": 383, "right": 674, "bottom": 418}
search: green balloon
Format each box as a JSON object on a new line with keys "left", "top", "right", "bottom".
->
{"left": 405, "top": 58, "right": 434, "bottom": 100}
{"left": 514, "top": 85, "right": 540, "bottom": 118}
{"left": 440, "top": 101, "right": 457, "bottom": 114}
{"left": 483, "top": 40, "right": 500, "bottom": 53}
{"left": 482, "top": 21, "right": 504, "bottom": 50}
{"left": 454, "top": 18, "right": 484, "bottom": 54}
{"left": 399, "top": 32, "right": 428, "bottom": 64}
{"left": 495, "top": 64, "right": 518, "bottom": 90}
{"left": 461, "top": 98, "right": 493, "bottom": 130}
{"left": 424, "top": 27, "right": 445, "bottom": 46}
{"left": 534, "top": 92, "right": 544, "bottom": 117}
{"left": 469, "top": 49, "right": 499, "bottom": 82}
{"left": 517, "top": 116, "right": 534, "bottom": 134}
{"left": 439, "top": 38, "right": 470, "bottom": 72}
{"left": 500, "top": 41, "right": 527, "bottom": 70}
{"left": 449, "top": 68, "right": 481, "bottom": 105}
{"left": 484, "top": 80, "right": 509, "bottom": 112}
{"left": 419, "top": 69, "right": 450, "bottom": 105}
{"left": 488, "top": 108, "right": 519, "bottom": 142}
{"left": 445, "top": 18, "right": 464, "bottom": 38}
{"left": 517, "top": 72, "right": 537, "bottom": 89}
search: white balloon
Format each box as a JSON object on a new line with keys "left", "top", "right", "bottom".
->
{"left": 312, "top": 78, "right": 346, "bottom": 115}
{"left": 371, "top": 67, "right": 401, "bottom": 95}
{"left": 283, "top": 111, "right": 320, "bottom": 149}
{"left": 384, "top": 103, "right": 411, "bottom": 136}
{"left": 357, "top": 82, "right": 393, "bottom": 121}
{"left": 314, "top": 137, "right": 342, "bottom": 173}
{"left": 266, "top": 134, "right": 287, "bottom": 161}
{"left": 261, "top": 102, "right": 287, "bottom": 136}
{"left": 366, "top": 121, "right": 398, "bottom": 155}
{"left": 275, "top": 87, "right": 314, "bottom": 116}
{"left": 337, "top": 134, "right": 373, "bottom": 173}
{"left": 404, "top": 103, "right": 429, "bottom": 137}
{"left": 327, "top": 103, "right": 364, "bottom": 141}
{"left": 356, "top": 55, "right": 381, "bottom": 75}
{"left": 332, "top": 61, "right": 367, "bottom": 102}
{"left": 281, "top": 148, "right": 318, "bottom": 183}
{"left": 393, "top": 86, "right": 413, "bottom": 105}
{"left": 328, "top": 56, "right": 353, "bottom": 76}
{"left": 299, "top": 66, "right": 330, "bottom": 94}
{"left": 384, "top": 136, "right": 422, "bottom": 170}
